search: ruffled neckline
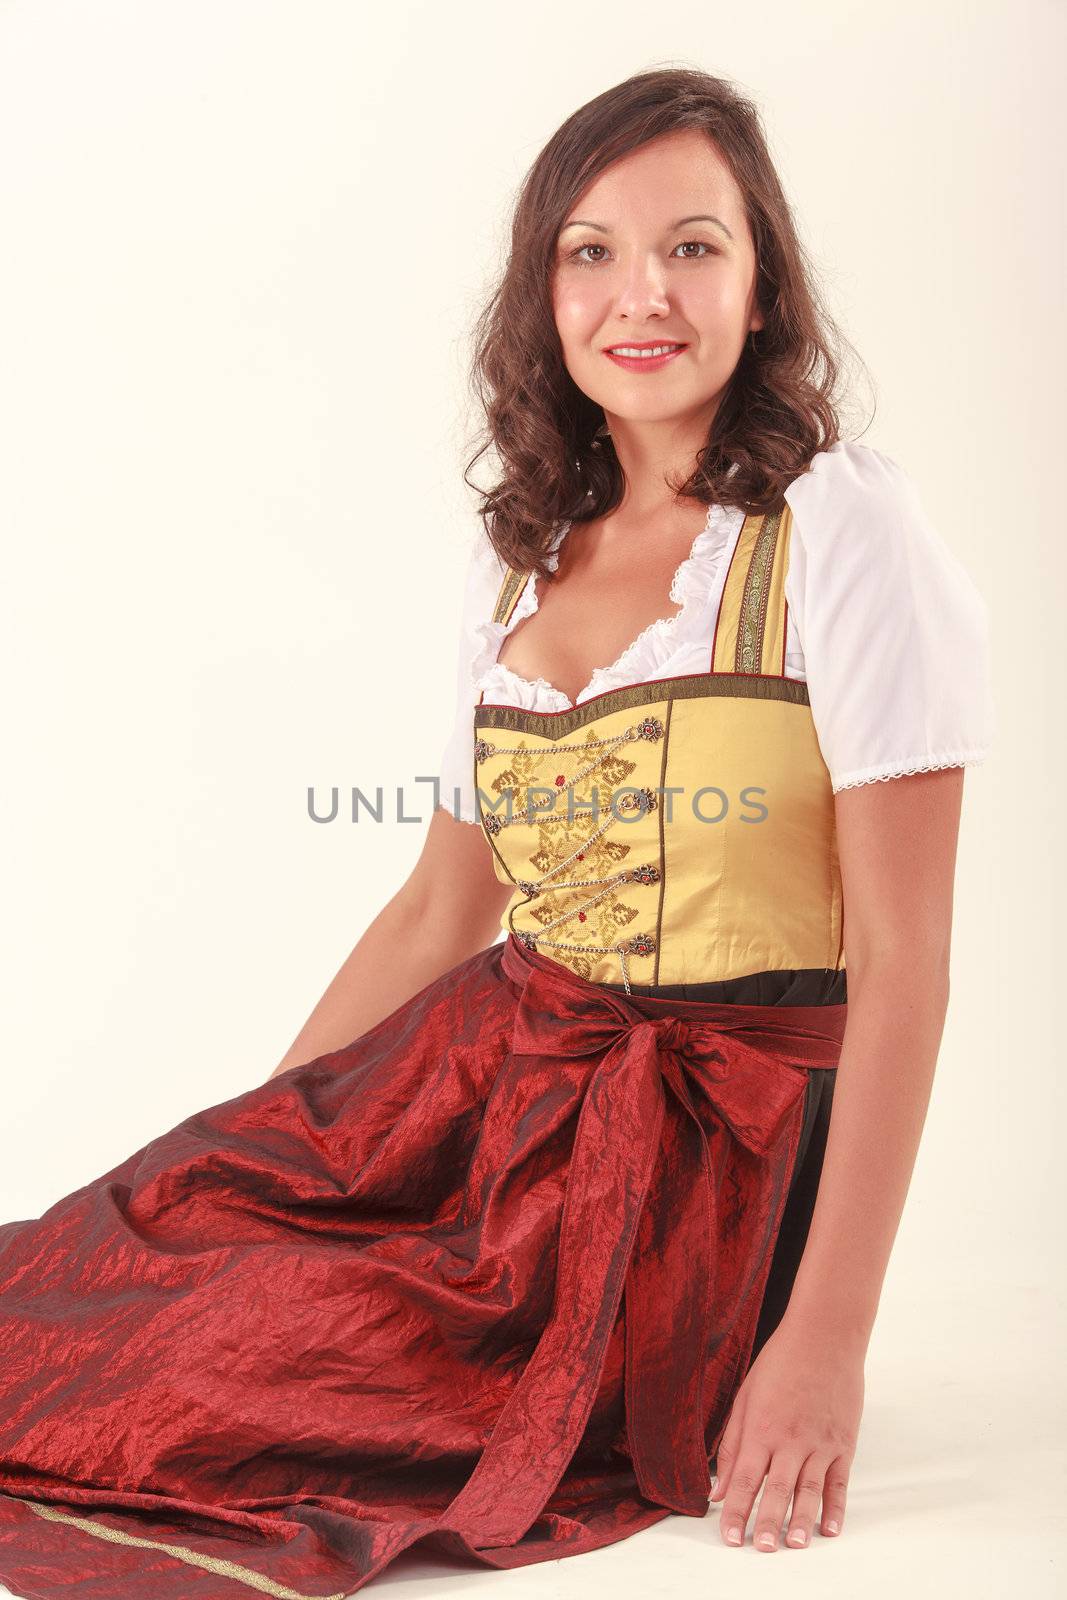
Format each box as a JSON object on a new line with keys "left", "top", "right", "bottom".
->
{"left": 470, "top": 501, "right": 741, "bottom": 711}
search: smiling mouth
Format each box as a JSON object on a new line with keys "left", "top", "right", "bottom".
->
{"left": 605, "top": 342, "right": 688, "bottom": 359}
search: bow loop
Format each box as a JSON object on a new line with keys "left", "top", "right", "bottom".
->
{"left": 510, "top": 962, "right": 643, "bottom": 1062}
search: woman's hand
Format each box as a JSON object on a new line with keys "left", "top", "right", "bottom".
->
{"left": 708, "top": 1316, "right": 865, "bottom": 1550}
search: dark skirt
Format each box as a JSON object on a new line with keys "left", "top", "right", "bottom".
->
{"left": 0, "top": 932, "right": 846, "bottom": 1600}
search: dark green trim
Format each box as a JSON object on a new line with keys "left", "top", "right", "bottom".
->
{"left": 474, "top": 670, "right": 809, "bottom": 740}
{"left": 652, "top": 698, "right": 673, "bottom": 986}
{"left": 736, "top": 507, "right": 782, "bottom": 673}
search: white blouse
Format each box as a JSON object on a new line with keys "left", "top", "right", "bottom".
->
{"left": 436, "top": 440, "right": 995, "bottom": 825}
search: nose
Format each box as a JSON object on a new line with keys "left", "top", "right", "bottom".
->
{"left": 613, "top": 251, "right": 671, "bottom": 320}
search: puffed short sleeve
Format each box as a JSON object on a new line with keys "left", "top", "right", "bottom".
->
{"left": 783, "top": 441, "right": 995, "bottom": 793}
{"left": 435, "top": 527, "right": 507, "bottom": 824}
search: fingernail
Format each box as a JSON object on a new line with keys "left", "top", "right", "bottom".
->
{"left": 757, "top": 1531, "right": 776, "bottom": 1550}
{"left": 825, "top": 1519, "right": 840, "bottom": 1535}
{"left": 709, "top": 1476, "right": 719, "bottom": 1493}
{"left": 787, "top": 1529, "right": 807, "bottom": 1546}
{"left": 726, "top": 1526, "right": 742, "bottom": 1545}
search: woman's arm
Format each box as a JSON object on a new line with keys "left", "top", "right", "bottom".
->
{"left": 266, "top": 809, "right": 513, "bottom": 1080}
{"left": 783, "top": 764, "right": 962, "bottom": 1340}
{"left": 710, "top": 765, "right": 965, "bottom": 1550}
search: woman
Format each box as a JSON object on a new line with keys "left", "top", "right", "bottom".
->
{"left": 0, "top": 67, "right": 993, "bottom": 1597}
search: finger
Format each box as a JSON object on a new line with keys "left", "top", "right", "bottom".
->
{"left": 718, "top": 1446, "right": 771, "bottom": 1548}
{"left": 708, "top": 1395, "right": 746, "bottom": 1502}
{"left": 784, "top": 1451, "right": 833, "bottom": 1549}
{"left": 819, "top": 1452, "right": 851, "bottom": 1538}
{"left": 751, "top": 1451, "right": 804, "bottom": 1552}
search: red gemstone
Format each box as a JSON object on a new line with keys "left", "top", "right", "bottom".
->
{"left": 577, "top": 853, "right": 584, "bottom": 860}
{"left": 555, "top": 774, "right": 565, "bottom": 786}
{"left": 578, "top": 911, "right": 586, "bottom": 921}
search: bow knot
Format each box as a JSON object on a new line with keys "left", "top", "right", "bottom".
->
{"left": 441, "top": 935, "right": 847, "bottom": 1552}
{"left": 646, "top": 1014, "right": 698, "bottom": 1057}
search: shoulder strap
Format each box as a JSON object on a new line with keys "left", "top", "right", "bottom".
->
{"left": 711, "top": 503, "right": 793, "bottom": 676}
{"left": 490, "top": 564, "right": 531, "bottom": 627}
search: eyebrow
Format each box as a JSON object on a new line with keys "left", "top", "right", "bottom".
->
{"left": 558, "top": 213, "right": 734, "bottom": 242}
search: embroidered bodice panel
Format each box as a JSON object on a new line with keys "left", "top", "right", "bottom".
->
{"left": 473, "top": 504, "right": 843, "bottom": 990}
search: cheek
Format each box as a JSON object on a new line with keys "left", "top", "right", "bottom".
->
{"left": 677, "top": 272, "right": 748, "bottom": 329}
{"left": 553, "top": 282, "right": 605, "bottom": 345}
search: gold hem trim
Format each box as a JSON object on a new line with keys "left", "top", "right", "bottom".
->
{"left": 6, "top": 1493, "right": 352, "bottom": 1599}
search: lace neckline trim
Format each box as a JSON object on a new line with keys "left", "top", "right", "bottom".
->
{"left": 470, "top": 502, "right": 743, "bottom": 711}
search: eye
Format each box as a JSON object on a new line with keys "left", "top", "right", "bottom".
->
{"left": 569, "top": 243, "right": 609, "bottom": 266}
{"left": 566, "top": 239, "right": 717, "bottom": 267}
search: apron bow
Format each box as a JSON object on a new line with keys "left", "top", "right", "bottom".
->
{"left": 442, "top": 939, "right": 846, "bottom": 1549}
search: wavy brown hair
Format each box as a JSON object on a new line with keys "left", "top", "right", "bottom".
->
{"left": 463, "top": 65, "right": 872, "bottom": 580}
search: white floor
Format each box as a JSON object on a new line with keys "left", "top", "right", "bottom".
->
{"left": 1, "top": 1262, "right": 1061, "bottom": 1600}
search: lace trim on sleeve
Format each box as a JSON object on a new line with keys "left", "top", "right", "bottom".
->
{"left": 830, "top": 750, "right": 989, "bottom": 793}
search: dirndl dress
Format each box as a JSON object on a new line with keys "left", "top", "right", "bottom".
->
{"left": 0, "top": 500, "right": 849, "bottom": 1599}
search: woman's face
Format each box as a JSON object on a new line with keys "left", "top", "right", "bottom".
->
{"left": 550, "top": 129, "right": 764, "bottom": 436}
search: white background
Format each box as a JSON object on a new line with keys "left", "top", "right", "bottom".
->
{"left": 0, "top": 1, "right": 1061, "bottom": 1595}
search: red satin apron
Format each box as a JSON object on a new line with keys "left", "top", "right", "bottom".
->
{"left": 0, "top": 927, "right": 846, "bottom": 1599}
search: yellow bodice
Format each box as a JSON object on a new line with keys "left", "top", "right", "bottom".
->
{"left": 472, "top": 503, "right": 844, "bottom": 992}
